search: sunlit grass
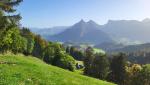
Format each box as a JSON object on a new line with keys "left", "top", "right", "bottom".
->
{"left": 0, "top": 54, "right": 115, "bottom": 85}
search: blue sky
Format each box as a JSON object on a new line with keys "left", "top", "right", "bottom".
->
{"left": 18, "top": 0, "right": 150, "bottom": 28}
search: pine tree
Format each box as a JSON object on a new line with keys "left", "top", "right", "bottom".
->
{"left": 109, "top": 53, "right": 127, "bottom": 85}
{"left": 84, "top": 47, "right": 94, "bottom": 75}
{"left": 0, "top": 0, "right": 23, "bottom": 13}
{"left": 91, "top": 53, "right": 110, "bottom": 80}
{"left": 0, "top": 0, "right": 23, "bottom": 52}
{"left": 0, "top": 0, "right": 23, "bottom": 28}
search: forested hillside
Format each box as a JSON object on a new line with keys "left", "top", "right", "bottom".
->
{"left": 0, "top": 1, "right": 150, "bottom": 85}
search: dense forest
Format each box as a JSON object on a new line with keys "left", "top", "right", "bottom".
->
{"left": 0, "top": 0, "right": 150, "bottom": 85}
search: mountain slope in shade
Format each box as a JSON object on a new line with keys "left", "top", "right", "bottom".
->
{"left": 95, "top": 43, "right": 150, "bottom": 53}
{"left": 110, "top": 43, "right": 150, "bottom": 53}
{"left": 95, "top": 42, "right": 125, "bottom": 52}
{"left": 31, "top": 18, "right": 150, "bottom": 45}
{"left": 101, "top": 18, "right": 150, "bottom": 43}
{"left": 48, "top": 20, "right": 113, "bottom": 44}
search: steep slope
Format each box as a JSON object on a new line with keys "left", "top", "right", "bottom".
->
{"left": 49, "top": 20, "right": 113, "bottom": 44}
{"left": 0, "top": 54, "right": 115, "bottom": 85}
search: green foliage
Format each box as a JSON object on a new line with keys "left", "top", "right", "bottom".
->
{"left": 0, "top": 0, "right": 22, "bottom": 28}
{"left": 0, "top": 27, "right": 24, "bottom": 52}
{"left": 0, "top": 28, "right": 13, "bottom": 52}
{"left": 20, "top": 28, "right": 35, "bottom": 55}
{"left": 0, "top": 0, "right": 23, "bottom": 12}
{"left": 135, "top": 65, "right": 150, "bottom": 85}
{"left": 67, "top": 46, "right": 85, "bottom": 61}
{"left": 91, "top": 54, "right": 110, "bottom": 80}
{"left": 11, "top": 34, "right": 27, "bottom": 53}
{"left": 84, "top": 47, "right": 95, "bottom": 75}
{"left": 108, "top": 53, "right": 127, "bottom": 85}
{"left": 0, "top": 0, "right": 23, "bottom": 52}
{"left": 66, "top": 46, "right": 70, "bottom": 53}
{"left": 43, "top": 45, "right": 55, "bottom": 64}
{"left": 0, "top": 0, "right": 76, "bottom": 73}
{"left": 0, "top": 27, "right": 27, "bottom": 54}
{"left": 53, "top": 51, "right": 76, "bottom": 71}
{"left": 124, "top": 64, "right": 150, "bottom": 85}
{"left": 32, "top": 35, "right": 48, "bottom": 59}
{"left": 84, "top": 47, "right": 110, "bottom": 80}
{"left": 125, "top": 64, "right": 142, "bottom": 85}
{"left": 26, "top": 38, "right": 34, "bottom": 54}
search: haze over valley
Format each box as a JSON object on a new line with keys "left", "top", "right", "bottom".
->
{"left": 1, "top": 0, "right": 150, "bottom": 85}
{"left": 31, "top": 18, "right": 150, "bottom": 46}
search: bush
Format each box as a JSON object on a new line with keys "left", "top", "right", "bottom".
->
{"left": 135, "top": 65, "right": 150, "bottom": 85}
{"left": 43, "top": 46, "right": 55, "bottom": 64}
{"left": 53, "top": 51, "right": 76, "bottom": 71}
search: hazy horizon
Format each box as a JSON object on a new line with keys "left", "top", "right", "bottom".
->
{"left": 29, "top": 18, "right": 150, "bottom": 28}
{"left": 18, "top": 0, "right": 150, "bottom": 28}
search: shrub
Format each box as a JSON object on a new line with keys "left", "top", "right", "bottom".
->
{"left": 53, "top": 51, "right": 76, "bottom": 71}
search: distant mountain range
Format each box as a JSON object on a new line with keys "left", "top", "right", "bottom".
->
{"left": 48, "top": 20, "right": 113, "bottom": 44}
{"left": 30, "top": 18, "right": 150, "bottom": 45}
{"left": 101, "top": 18, "right": 150, "bottom": 44}
{"left": 30, "top": 26, "right": 68, "bottom": 38}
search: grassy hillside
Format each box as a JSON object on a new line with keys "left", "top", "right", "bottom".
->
{"left": 0, "top": 54, "right": 115, "bottom": 85}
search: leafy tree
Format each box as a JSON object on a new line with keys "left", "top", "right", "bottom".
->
{"left": 91, "top": 53, "right": 110, "bottom": 80}
{"left": 21, "top": 28, "right": 35, "bottom": 55}
{"left": 0, "top": 28, "right": 13, "bottom": 52}
{"left": 84, "top": 47, "right": 95, "bottom": 75}
{"left": 67, "top": 46, "right": 85, "bottom": 60}
{"left": 32, "top": 35, "right": 48, "bottom": 59}
{"left": 66, "top": 46, "right": 70, "bottom": 54}
{"left": 83, "top": 47, "right": 110, "bottom": 80}
{"left": 53, "top": 51, "right": 75, "bottom": 71}
{"left": 125, "top": 64, "right": 142, "bottom": 85}
{"left": 135, "top": 65, "right": 150, "bottom": 85}
{"left": 43, "top": 44, "right": 55, "bottom": 64}
{"left": 108, "top": 53, "right": 127, "bottom": 85}
{"left": 70, "top": 46, "right": 76, "bottom": 56}
{"left": 0, "top": 0, "right": 23, "bottom": 53}
{"left": 11, "top": 30, "right": 27, "bottom": 53}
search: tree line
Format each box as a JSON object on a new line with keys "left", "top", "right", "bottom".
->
{"left": 83, "top": 47, "right": 150, "bottom": 85}
{"left": 0, "top": 1, "right": 150, "bottom": 85}
{"left": 64, "top": 46, "right": 150, "bottom": 85}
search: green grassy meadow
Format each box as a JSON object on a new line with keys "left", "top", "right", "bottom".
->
{"left": 0, "top": 54, "right": 115, "bottom": 85}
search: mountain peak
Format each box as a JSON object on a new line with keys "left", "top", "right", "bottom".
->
{"left": 87, "top": 20, "right": 99, "bottom": 25}
{"left": 49, "top": 19, "right": 112, "bottom": 44}
{"left": 73, "top": 19, "right": 87, "bottom": 28}
{"left": 142, "top": 18, "right": 150, "bottom": 23}
{"left": 79, "top": 19, "right": 86, "bottom": 23}
{"left": 87, "top": 20, "right": 95, "bottom": 23}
